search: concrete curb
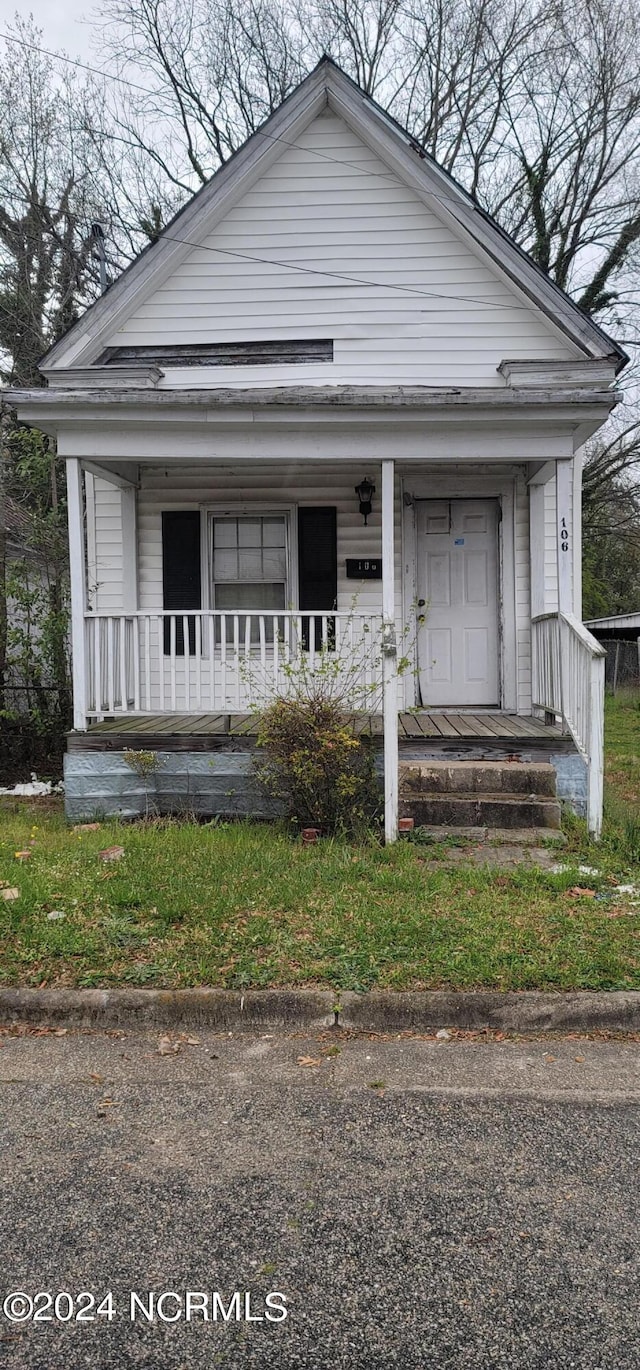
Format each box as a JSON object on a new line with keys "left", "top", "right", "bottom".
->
{"left": 1, "top": 987, "right": 640, "bottom": 1033}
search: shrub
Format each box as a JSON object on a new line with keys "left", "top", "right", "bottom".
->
{"left": 256, "top": 696, "right": 380, "bottom": 837}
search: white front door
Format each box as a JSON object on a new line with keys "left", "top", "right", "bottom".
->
{"left": 416, "top": 499, "right": 500, "bottom": 707}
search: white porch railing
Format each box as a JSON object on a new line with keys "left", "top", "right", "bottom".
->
{"left": 84, "top": 610, "right": 384, "bottom": 718}
{"left": 532, "top": 611, "right": 606, "bottom": 837}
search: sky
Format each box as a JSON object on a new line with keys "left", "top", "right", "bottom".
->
{"left": 0, "top": 1, "right": 96, "bottom": 57}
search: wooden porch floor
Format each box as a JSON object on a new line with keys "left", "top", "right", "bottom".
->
{"left": 69, "top": 711, "right": 563, "bottom": 751}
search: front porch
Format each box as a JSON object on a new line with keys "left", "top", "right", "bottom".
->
{"left": 50, "top": 392, "right": 611, "bottom": 837}
{"left": 64, "top": 707, "right": 586, "bottom": 833}
{"left": 69, "top": 708, "right": 564, "bottom": 749}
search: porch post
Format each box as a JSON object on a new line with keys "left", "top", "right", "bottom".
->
{"left": 121, "top": 486, "right": 138, "bottom": 614}
{"left": 381, "top": 459, "right": 398, "bottom": 844}
{"left": 66, "top": 458, "right": 88, "bottom": 730}
{"left": 529, "top": 482, "right": 546, "bottom": 620}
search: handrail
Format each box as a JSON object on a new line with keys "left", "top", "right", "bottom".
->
{"left": 533, "top": 610, "right": 606, "bottom": 657}
{"left": 531, "top": 610, "right": 605, "bottom": 837}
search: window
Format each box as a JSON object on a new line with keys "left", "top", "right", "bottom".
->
{"left": 210, "top": 514, "right": 288, "bottom": 641}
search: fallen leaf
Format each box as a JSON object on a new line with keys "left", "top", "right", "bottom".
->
{"left": 54, "top": 1028, "right": 68, "bottom": 1037}
{"left": 157, "top": 1036, "right": 180, "bottom": 1056}
{"left": 567, "top": 886, "right": 596, "bottom": 898}
{"left": 98, "top": 845, "right": 125, "bottom": 863}
{"left": 88, "top": 1072, "right": 104, "bottom": 1084}
{"left": 73, "top": 823, "right": 101, "bottom": 832}
{"left": 574, "top": 1056, "right": 585, "bottom": 1063}
{"left": 14, "top": 850, "right": 31, "bottom": 862}
{"left": 297, "top": 1055, "right": 322, "bottom": 1067}
{"left": 1, "top": 888, "right": 19, "bottom": 901}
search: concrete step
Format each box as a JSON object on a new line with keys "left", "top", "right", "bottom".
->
{"left": 410, "top": 826, "right": 566, "bottom": 846}
{"left": 399, "top": 759, "right": 557, "bottom": 797}
{"left": 399, "top": 793, "right": 562, "bottom": 830}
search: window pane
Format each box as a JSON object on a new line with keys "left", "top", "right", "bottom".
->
{"left": 263, "top": 518, "right": 286, "bottom": 548}
{"left": 237, "top": 518, "right": 262, "bottom": 548}
{"left": 237, "top": 548, "right": 263, "bottom": 580}
{"left": 213, "top": 548, "right": 238, "bottom": 581}
{"left": 213, "top": 519, "right": 238, "bottom": 548}
{"left": 262, "top": 548, "right": 287, "bottom": 579}
{"left": 215, "top": 583, "right": 285, "bottom": 611}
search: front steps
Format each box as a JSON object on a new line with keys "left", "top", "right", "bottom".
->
{"left": 399, "top": 760, "right": 562, "bottom": 831}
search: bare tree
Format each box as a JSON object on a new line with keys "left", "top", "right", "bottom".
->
{"left": 0, "top": 16, "right": 111, "bottom": 385}
{"left": 92, "top": 0, "right": 640, "bottom": 335}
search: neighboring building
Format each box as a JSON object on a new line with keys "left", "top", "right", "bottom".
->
{"left": 6, "top": 59, "right": 624, "bottom": 836}
{"left": 585, "top": 613, "right": 640, "bottom": 692}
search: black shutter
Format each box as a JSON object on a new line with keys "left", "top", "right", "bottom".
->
{"left": 298, "top": 507, "right": 337, "bottom": 650}
{"left": 161, "top": 511, "right": 201, "bottom": 655}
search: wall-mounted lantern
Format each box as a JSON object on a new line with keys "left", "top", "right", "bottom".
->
{"left": 355, "top": 476, "right": 376, "bottom": 525}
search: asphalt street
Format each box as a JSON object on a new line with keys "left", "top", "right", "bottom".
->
{"left": 0, "top": 1026, "right": 639, "bottom": 1369}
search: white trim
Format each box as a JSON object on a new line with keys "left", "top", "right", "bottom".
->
{"left": 66, "top": 458, "right": 88, "bottom": 729}
{"left": 403, "top": 472, "right": 519, "bottom": 713}
{"left": 381, "top": 459, "right": 398, "bottom": 843}
{"left": 556, "top": 459, "right": 573, "bottom": 615}
{"left": 527, "top": 461, "right": 557, "bottom": 486}
{"left": 529, "top": 482, "right": 546, "bottom": 620}
{"left": 121, "top": 487, "right": 138, "bottom": 615}
{"left": 573, "top": 450, "right": 583, "bottom": 617}
{"left": 84, "top": 470, "right": 97, "bottom": 612}
{"left": 83, "top": 461, "right": 139, "bottom": 489}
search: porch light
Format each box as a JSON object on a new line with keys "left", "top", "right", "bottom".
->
{"left": 355, "top": 476, "right": 375, "bottom": 525}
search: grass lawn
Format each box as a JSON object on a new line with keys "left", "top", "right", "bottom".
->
{"left": 1, "top": 696, "right": 640, "bottom": 992}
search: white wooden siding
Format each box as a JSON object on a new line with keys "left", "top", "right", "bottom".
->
{"left": 108, "top": 110, "right": 578, "bottom": 389}
{"left": 92, "top": 477, "right": 124, "bottom": 613}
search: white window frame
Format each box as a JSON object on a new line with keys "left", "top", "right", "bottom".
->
{"left": 200, "top": 504, "right": 298, "bottom": 612}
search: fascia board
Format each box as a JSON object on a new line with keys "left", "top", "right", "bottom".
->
{"left": 325, "top": 74, "right": 620, "bottom": 365}
{"left": 42, "top": 73, "right": 329, "bottom": 371}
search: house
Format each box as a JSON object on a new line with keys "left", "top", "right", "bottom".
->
{"left": 6, "top": 58, "right": 623, "bottom": 837}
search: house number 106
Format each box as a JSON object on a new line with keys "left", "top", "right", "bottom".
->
{"left": 560, "top": 518, "right": 569, "bottom": 552}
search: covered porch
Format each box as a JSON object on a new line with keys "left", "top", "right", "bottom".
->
{"left": 64, "top": 443, "right": 605, "bottom": 836}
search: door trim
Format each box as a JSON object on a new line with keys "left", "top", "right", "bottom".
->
{"left": 402, "top": 473, "right": 519, "bottom": 713}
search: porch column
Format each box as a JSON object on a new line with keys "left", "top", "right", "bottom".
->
{"left": 66, "top": 458, "right": 88, "bottom": 730}
{"left": 381, "top": 459, "right": 398, "bottom": 844}
{"left": 121, "top": 486, "right": 138, "bottom": 614}
{"left": 529, "top": 482, "right": 546, "bottom": 620}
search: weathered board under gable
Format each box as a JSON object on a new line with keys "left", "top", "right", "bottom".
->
{"left": 104, "top": 108, "right": 580, "bottom": 390}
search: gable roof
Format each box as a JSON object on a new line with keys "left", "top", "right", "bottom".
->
{"left": 41, "top": 56, "right": 626, "bottom": 375}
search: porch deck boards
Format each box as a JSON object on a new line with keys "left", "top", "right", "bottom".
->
{"left": 70, "top": 711, "right": 563, "bottom": 751}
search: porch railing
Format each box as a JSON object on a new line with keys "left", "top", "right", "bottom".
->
{"left": 532, "top": 611, "right": 606, "bottom": 837}
{"left": 84, "top": 610, "right": 384, "bottom": 718}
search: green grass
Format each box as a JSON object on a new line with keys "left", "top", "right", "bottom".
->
{"left": 1, "top": 692, "right": 640, "bottom": 992}
{"left": 1, "top": 698, "right": 640, "bottom": 992}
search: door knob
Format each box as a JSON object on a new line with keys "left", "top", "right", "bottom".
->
{"left": 417, "top": 599, "right": 426, "bottom": 607}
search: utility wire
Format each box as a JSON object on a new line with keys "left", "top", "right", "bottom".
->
{"left": 0, "top": 27, "right": 623, "bottom": 332}
{"left": 0, "top": 30, "right": 159, "bottom": 94}
{"left": 160, "top": 233, "right": 548, "bottom": 313}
